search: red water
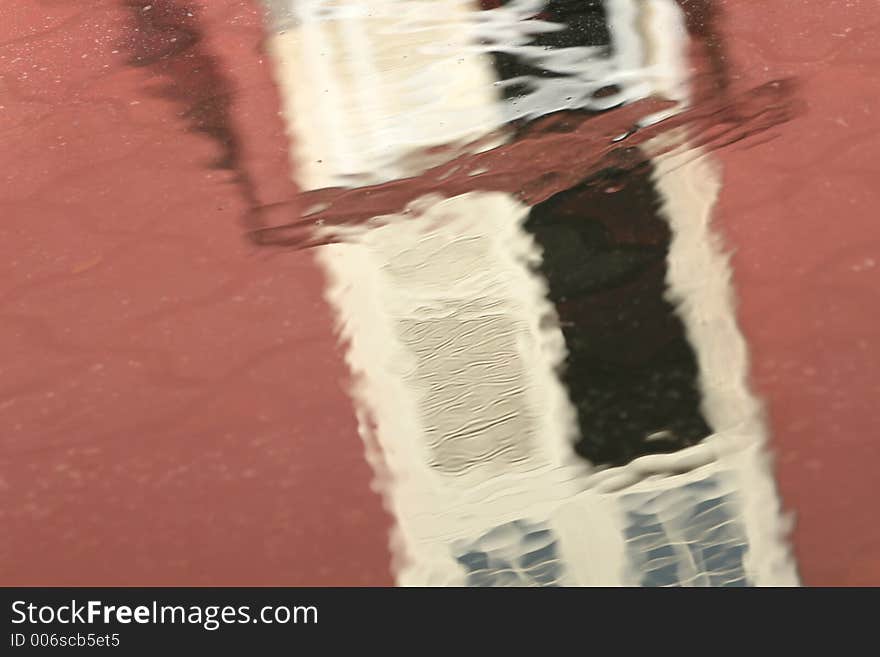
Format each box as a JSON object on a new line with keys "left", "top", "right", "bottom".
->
{"left": 250, "top": 79, "right": 800, "bottom": 248}
{"left": 713, "top": 0, "right": 880, "bottom": 586}
{"left": 0, "top": 0, "right": 393, "bottom": 586}
{"left": 1, "top": 0, "right": 878, "bottom": 585}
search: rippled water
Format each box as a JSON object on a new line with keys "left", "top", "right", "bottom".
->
{"left": 2, "top": 0, "right": 878, "bottom": 586}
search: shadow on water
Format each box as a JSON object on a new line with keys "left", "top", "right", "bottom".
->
{"left": 119, "top": 0, "right": 265, "bottom": 231}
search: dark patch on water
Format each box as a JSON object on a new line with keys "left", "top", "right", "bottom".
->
{"left": 524, "top": 164, "right": 713, "bottom": 466}
{"left": 119, "top": 1, "right": 263, "bottom": 223}
{"left": 490, "top": 2, "right": 714, "bottom": 466}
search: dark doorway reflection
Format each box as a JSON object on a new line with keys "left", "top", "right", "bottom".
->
{"left": 524, "top": 165, "right": 712, "bottom": 467}
{"left": 479, "top": 0, "right": 715, "bottom": 467}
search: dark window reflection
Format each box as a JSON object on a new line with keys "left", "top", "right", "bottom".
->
{"left": 524, "top": 165, "right": 712, "bottom": 467}
{"left": 482, "top": 0, "right": 713, "bottom": 467}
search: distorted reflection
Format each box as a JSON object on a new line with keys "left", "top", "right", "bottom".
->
{"left": 248, "top": 0, "right": 799, "bottom": 585}
{"left": 3, "top": 0, "right": 826, "bottom": 587}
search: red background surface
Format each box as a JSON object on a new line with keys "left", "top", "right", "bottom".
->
{"left": 714, "top": 0, "right": 880, "bottom": 585}
{"left": 0, "top": 0, "right": 393, "bottom": 586}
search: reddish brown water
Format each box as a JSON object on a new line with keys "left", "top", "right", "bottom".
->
{"left": 1, "top": 0, "right": 878, "bottom": 585}
{"left": 0, "top": 0, "right": 393, "bottom": 586}
{"left": 713, "top": 0, "right": 880, "bottom": 586}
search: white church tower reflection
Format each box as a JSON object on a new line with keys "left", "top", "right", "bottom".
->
{"left": 257, "top": 0, "right": 798, "bottom": 586}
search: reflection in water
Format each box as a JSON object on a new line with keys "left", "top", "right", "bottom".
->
{"left": 121, "top": 3, "right": 241, "bottom": 181}
{"left": 246, "top": 0, "right": 799, "bottom": 247}
{"left": 4, "top": 0, "right": 877, "bottom": 589}
{"left": 248, "top": 77, "right": 798, "bottom": 248}
{"left": 119, "top": 0, "right": 270, "bottom": 233}
{"left": 241, "top": 0, "right": 800, "bottom": 585}
{"left": 525, "top": 163, "right": 713, "bottom": 466}
{"left": 6, "top": 0, "right": 803, "bottom": 585}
